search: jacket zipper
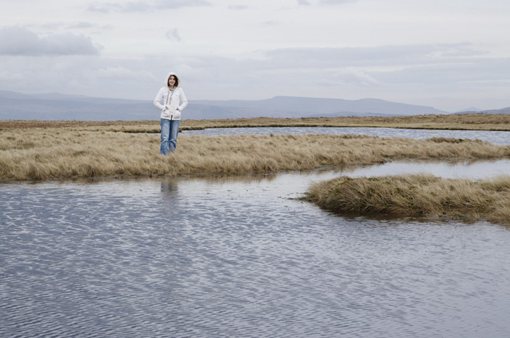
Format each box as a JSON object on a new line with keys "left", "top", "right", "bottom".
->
{"left": 165, "top": 89, "right": 176, "bottom": 120}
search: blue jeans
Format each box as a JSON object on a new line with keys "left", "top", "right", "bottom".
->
{"left": 160, "top": 119, "right": 180, "bottom": 155}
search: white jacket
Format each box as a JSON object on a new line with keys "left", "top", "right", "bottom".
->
{"left": 153, "top": 72, "right": 188, "bottom": 120}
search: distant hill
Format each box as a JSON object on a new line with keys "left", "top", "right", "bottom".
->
{"left": 0, "top": 90, "right": 446, "bottom": 120}
{"left": 455, "top": 106, "right": 510, "bottom": 115}
{"left": 191, "top": 96, "right": 444, "bottom": 119}
{"left": 480, "top": 107, "right": 510, "bottom": 114}
{"left": 0, "top": 90, "right": 151, "bottom": 120}
{"left": 457, "top": 106, "right": 483, "bottom": 112}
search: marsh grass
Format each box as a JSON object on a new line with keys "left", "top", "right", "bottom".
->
{"left": 305, "top": 175, "right": 510, "bottom": 226}
{"left": 1, "top": 121, "right": 510, "bottom": 182}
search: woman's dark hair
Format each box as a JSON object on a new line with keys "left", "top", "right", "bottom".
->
{"left": 168, "top": 74, "right": 179, "bottom": 87}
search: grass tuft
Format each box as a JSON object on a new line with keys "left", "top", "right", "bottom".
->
{"left": 305, "top": 175, "right": 510, "bottom": 225}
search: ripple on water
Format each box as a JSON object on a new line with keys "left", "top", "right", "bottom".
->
{"left": 183, "top": 126, "right": 510, "bottom": 145}
{"left": 1, "top": 165, "right": 510, "bottom": 337}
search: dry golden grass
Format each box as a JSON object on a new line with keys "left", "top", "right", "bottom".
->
{"left": 305, "top": 175, "right": 510, "bottom": 226}
{"left": 181, "top": 113, "right": 510, "bottom": 131}
{"left": 1, "top": 113, "right": 510, "bottom": 132}
{"left": 1, "top": 122, "right": 509, "bottom": 182}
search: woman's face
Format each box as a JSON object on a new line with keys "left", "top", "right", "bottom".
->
{"left": 168, "top": 76, "right": 176, "bottom": 87}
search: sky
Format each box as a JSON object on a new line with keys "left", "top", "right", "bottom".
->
{"left": 1, "top": 0, "right": 510, "bottom": 111}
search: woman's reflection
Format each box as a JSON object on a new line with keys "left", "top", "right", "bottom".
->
{"left": 161, "top": 179, "right": 179, "bottom": 199}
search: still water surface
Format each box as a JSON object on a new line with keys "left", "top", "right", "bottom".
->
{"left": 2, "top": 161, "right": 510, "bottom": 337}
{"left": 184, "top": 126, "right": 510, "bottom": 145}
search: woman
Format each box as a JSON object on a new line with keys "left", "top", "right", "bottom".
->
{"left": 153, "top": 72, "right": 188, "bottom": 155}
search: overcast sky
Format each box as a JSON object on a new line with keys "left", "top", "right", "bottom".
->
{"left": 1, "top": 0, "right": 510, "bottom": 111}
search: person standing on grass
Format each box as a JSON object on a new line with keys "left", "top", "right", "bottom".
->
{"left": 153, "top": 72, "right": 188, "bottom": 155}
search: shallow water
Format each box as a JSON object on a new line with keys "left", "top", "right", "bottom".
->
{"left": 347, "top": 159, "right": 510, "bottom": 179}
{"left": 184, "top": 126, "right": 510, "bottom": 145}
{"left": 1, "top": 161, "right": 510, "bottom": 337}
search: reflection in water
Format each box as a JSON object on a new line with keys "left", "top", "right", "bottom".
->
{"left": 1, "top": 161, "right": 510, "bottom": 337}
{"left": 161, "top": 179, "right": 178, "bottom": 196}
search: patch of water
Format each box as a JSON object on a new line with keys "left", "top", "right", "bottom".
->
{"left": 1, "top": 160, "right": 510, "bottom": 337}
{"left": 183, "top": 126, "right": 510, "bottom": 145}
{"left": 346, "top": 159, "right": 510, "bottom": 179}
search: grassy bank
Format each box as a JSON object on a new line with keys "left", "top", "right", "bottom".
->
{"left": 1, "top": 113, "right": 510, "bottom": 132}
{"left": 181, "top": 113, "right": 510, "bottom": 131}
{"left": 305, "top": 175, "right": 510, "bottom": 226}
{"left": 1, "top": 121, "right": 510, "bottom": 182}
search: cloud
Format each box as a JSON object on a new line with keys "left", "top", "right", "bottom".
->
{"left": 95, "top": 66, "right": 154, "bottom": 80}
{"left": 228, "top": 5, "right": 249, "bottom": 10}
{"left": 29, "top": 22, "right": 113, "bottom": 32}
{"left": 67, "top": 22, "right": 96, "bottom": 29}
{"left": 0, "top": 54, "right": 163, "bottom": 99}
{"left": 258, "top": 44, "right": 486, "bottom": 69}
{"left": 166, "top": 28, "right": 182, "bottom": 41}
{"left": 375, "top": 57, "right": 510, "bottom": 85}
{"left": 328, "top": 69, "right": 380, "bottom": 86}
{"left": 89, "top": 0, "right": 211, "bottom": 13}
{"left": 262, "top": 20, "right": 280, "bottom": 26}
{"left": 0, "top": 40, "right": 507, "bottom": 111}
{"left": 170, "top": 43, "right": 508, "bottom": 103}
{"left": 88, "top": 2, "right": 149, "bottom": 12}
{"left": 298, "top": 0, "right": 357, "bottom": 5}
{"left": 0, "top": 27, "right": 99, "bottom": 56}
{"left": 319, "top": 0, "right": 357, "bottom": 4}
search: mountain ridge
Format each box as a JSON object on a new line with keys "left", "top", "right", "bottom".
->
{"left": 1, "top": 90, "right": 506, "bottom": 120}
